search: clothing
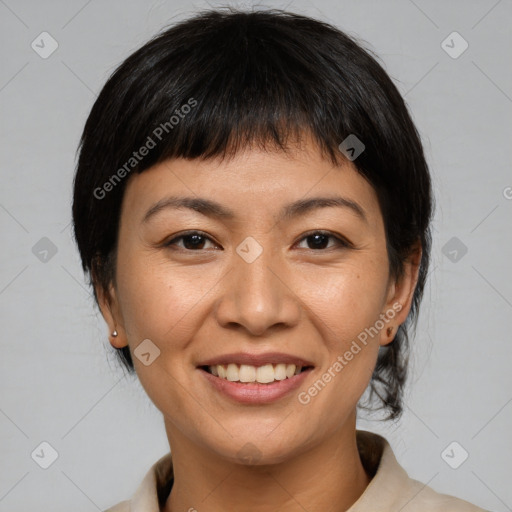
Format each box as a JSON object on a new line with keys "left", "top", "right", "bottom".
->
{"left": 104, "top": 430, "right": 487, "bottom": 512}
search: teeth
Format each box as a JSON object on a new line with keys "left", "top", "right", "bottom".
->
{"left": 226, "top": 363, "right": 239, "bottom": 382}
{"left": 207, "top": 363, "right": 305, "bottom": 383}
{"left": 256, "top": 364, "right": 274, "bottom": 383}
{"left": 239, "top": 364, "right": 256, "bottom": 382}
{"left": 274, "top": 363, "right": 287, "bottom": 381}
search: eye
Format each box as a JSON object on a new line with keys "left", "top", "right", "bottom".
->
{"left": 163, "top": 230, "right": 351, "bottom": 252}
{"left": 295, "top": 230, "right": 351, "bottom": 250}
{"left": 164, "top": 231, "right": 219, "bottom": 251}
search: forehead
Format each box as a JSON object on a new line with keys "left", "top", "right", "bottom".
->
{"left": 121, "top": 141, "right": 382, "bottom": 226}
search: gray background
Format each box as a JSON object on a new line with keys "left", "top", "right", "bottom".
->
{"left": 0, "top": 0, "right": 511, "bottom": 510}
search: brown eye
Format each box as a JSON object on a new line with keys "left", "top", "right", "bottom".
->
{"left": 164, "top": 231, "right": 218, "bottom": 251}
{"left": 296, "top": 231, "right": 350, "bottom": 250}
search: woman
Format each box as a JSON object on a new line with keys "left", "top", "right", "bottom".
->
{"left": 72, "top": 8, "right": 487, "bottom": 512}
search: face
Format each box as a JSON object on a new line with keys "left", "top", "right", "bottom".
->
{"left": 98, "top": 137, "right": 418, "bottom": 464}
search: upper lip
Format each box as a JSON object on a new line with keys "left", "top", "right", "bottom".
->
{"left": 197, "top": 352, "right": 314, "bottom": 368}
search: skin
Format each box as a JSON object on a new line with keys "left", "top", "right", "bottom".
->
{"left": 96, "top": 135, "right": 421, "bottom": 512}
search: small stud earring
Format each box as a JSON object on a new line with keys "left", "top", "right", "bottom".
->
{"left": 112, "top": 330, "right": 118, "bottom": 337}
{"left": 386, "top": 326, "right": 393, "bottom": 337}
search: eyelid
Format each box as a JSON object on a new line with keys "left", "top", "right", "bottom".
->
{"left": 295, "top": 229, "right": 352, "bottom": 249}
{"left": 163, "top": 229, "right": 352, "bottom": 251}
{"left": 164, "top": 230, "right": 220, "bottom": 249}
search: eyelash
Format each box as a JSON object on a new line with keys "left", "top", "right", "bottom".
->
{"left": 163, "top": 230, "right": 351, "bottom": 252}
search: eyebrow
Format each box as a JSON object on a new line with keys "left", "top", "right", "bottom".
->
{"left": 142, "top": 195, "right": 368, "bottom": 224}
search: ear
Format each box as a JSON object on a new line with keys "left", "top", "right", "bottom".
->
{"left": 92, "top": 266, "right": 127, "bottom": 349}
{"left": 380, "top": 241, "right": 422, "bottom": 347}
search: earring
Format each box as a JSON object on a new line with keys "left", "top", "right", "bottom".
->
{"left": 386, "top": 326, "right": 393, "bottom": 337}
{"left": 112, "top": 330, "right": 118, "bottom": 337}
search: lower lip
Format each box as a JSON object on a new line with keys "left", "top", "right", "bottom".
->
{"left": 199, "top": 368, "right": 313, "bottom": 404}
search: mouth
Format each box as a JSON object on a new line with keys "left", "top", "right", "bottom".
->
{"left": 199, "top": 363, "right": 314, "bottom": 384}
{"left": 198, "top": 363, "right": 314, "bottom": 404}
{"left": 196, "top": 352, "right": 315, "bottom": 403}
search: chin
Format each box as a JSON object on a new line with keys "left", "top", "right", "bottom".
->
{"left": 206, "top": 427, "right": 310, "bottom": 467}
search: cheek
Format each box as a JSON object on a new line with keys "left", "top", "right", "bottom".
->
{"left": 303, "top": 259, "right": 388, "bottom": 347}
{"left": 116, "top": 250, "right": 221, "bottom": 343}
{"left": 114, "top": 258, "right": 206, "bottom": 415}
{"left": 294, "top": 261, "right": 387, "bottom": 410}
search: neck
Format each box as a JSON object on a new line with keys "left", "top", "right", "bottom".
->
{"left": 163, "top": 416, "right": 371, "bottom": 512}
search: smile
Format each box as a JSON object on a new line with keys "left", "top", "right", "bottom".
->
{"left": 201, "top": 363, "right": 312, "bottom": 384}
{"left": 198, "top": 363, "right": 314, "bottom": 404}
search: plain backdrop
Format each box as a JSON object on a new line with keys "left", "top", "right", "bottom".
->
{"left": 0, "top": 0, "right": 511, "bottom": 510}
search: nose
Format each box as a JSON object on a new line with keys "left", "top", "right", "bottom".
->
{"left": 214, "top": 242, "right": 301, "bottom": 337}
